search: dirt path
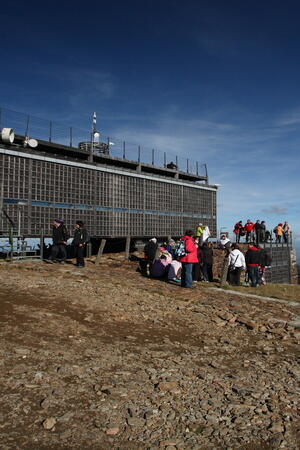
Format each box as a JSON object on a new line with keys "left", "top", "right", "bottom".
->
{"left": 0, "top": 257, "right": 299, "bottom": 449}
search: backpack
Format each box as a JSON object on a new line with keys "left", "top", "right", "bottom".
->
{"left": 273, "top": 227, "right": 278, "bottom": 234}
{"left": 174, "top": 239, "right": 186, "bottom": 258}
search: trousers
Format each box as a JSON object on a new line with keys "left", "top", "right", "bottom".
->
{"left": 181, "top": 263, "right": 193, "bottom": 288}
{"left": 50, "top": 244, "right": 67, "bottom": 261}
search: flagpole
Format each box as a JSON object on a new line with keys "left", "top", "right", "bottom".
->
{"left": 89, "top": 112, "right": 97, "bottom": 162}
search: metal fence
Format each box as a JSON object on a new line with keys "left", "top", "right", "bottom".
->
{"left": 259, "top": 241, "right": 292, "bottom": 284}
{"left": 0, "top": 107, "right": 207, "bottom": 177}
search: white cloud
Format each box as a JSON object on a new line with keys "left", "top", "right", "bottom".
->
{"left": 261, "top": 206, "right": 288, "bottom": 215}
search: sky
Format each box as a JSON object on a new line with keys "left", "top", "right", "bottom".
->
{"left": 0, "top": 0, "right": 299, "bottom": 253}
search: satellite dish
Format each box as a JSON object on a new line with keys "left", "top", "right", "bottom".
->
{"left": 28, "top": 138, "right": 38, "bottom": 148}
{"left": 1, "top": 128, "right": 15, "bottom": 144}
{"left": 23, "top": 137, "right": 38, "bottom": 148}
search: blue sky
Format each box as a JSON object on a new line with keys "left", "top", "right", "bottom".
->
{"left": 1, "top": 1, "right": 299, "bottom": 252}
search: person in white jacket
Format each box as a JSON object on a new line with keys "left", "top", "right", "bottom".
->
{"left": 228, "top": 243, "right": 246, "bottom": 286}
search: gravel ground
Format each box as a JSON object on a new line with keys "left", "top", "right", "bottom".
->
{"left": 0, "top": 256, "right": 299, "bottom": 450}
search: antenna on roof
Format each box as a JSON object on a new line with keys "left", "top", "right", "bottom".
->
{"left": 89, "top": 112, "right": 100, "bottom": 162}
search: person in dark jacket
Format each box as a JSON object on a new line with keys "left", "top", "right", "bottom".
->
{"left": 193, "top": 244, "right": 204, "bottom": 282}
{"left": 260, "top": 221, "right": 266, "bottom": 242}
{"left": 201, "top": 242, "right": 214, "bottom": 282}
{"left": 49, "top": 219, "right": 69, "bottom": 263}
{"left": 253, "top": 220, "right": 262, "bottom": 245}
{"left": 72, "top": 221, "right": 89, "bottom": 267}
{"left": 140, "top": 238, "right": 158, "bottom": 276}
{"left": 245, "top": 242, "right": 262, "bottom": 287}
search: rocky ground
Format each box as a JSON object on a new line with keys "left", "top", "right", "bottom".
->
{"left": 0, "top": 255, "right": 299, "bottom": 450}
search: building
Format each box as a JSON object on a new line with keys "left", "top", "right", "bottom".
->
{"left": 0, "top": 109, "right": 217, "bottom": 239}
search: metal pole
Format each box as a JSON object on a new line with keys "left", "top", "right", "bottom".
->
{"left": 138, "top": 145, "right": 141, "bottom": 163}
{"left": 0, "top": 107, "right": 2, "bottom": 130}
{"left": 125, "top": 235, "right": 131, "bottom": 260}
{"left": 196, "top": 161, "right": 199, "bottom": 175}
{"left": 176, "top": 155, "right": 178, "bottom": 169}
{"left": 123, "top": 141, "right": 126, "bottom": 159}
{"left": 25, "top": 115, "right": 30, "bottom": 137}
{"left": 107, "top": 136, "right": 110, "bottom": 154}
{"left": 17, "top": 206, "right": 21, "bottom": 238}
{"left": 164, "top": 152, "right": 166, "bottom": 167}
{"left": 95, "top": 239, "right": 106, "bottom": 265}
{"left": 49, "top": 121, "right": 52, "bottom": 142}
{"left": 187, "top": 158, "right": 189, "bottom": 173}
{"left": 152, "top": 149, "right": 154, "bottom": 165}
{"left": 40, "top": 230, "right": 44, "bottom": 260}
{"left": 204, "top": 164, "right": 208, "bottom": 182}
{"left": 89, "top": 131, "right": 94, "bottom": 162}
{"left": 70, "top": 127, "right": 73, "bottom": 147}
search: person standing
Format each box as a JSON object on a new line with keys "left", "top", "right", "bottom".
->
{"left": 179, "top": 230, "right": 198, "bottom": 288}
{"left": 233, "top": 221, "right": 243, "bottom": 243}
{"left": 275, "top": 223, "right": 283, "bottom": 243}
{"left": 260, "top": 221, "right": 266, "bottom": 242}
{"left": 245, "top": 242, "right": 261, "bottom": 287}
{"left": 48, "top": 219, "right": 69, "bottom": 264}
{"left": 244, "top": 219, "right": 254, "bottom": 243}
{"left": 253, "top": 220, "right": 262, "bottom": 245}
{"left": 219, "top": 235, "right": 231, "bottom": 255}
{"left": 283, "top": 221, "right": 290, "bottom": 243}
{"left": 228, "top": 244, "right": 246, "bottom": 286}
{"left": 201, "top": 242, "right": 214, "bottom": 282}
{"left": 140, "top": 238, "right": 158, "bottom": 276}
{"left": 195, "top": 223, "right": 205, "bottom": 244}
{"left": 72, "top": 221, "right": 90, "bottom": 267}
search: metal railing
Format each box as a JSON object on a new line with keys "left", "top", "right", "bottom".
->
{"left": 0, "top": 106, "right": 207, "bottom": 177}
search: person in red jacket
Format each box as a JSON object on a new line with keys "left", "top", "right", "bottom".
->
{"left": 179, "top": 230, "right": 198, "bottom": 288}
{"left": 244, "top": 219, "right": 254, "bottom": 243}
{"left": 233, "top": 220, "right": 244, "bottom": 243}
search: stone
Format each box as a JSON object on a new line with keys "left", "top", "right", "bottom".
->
{"left": 159, "top": 439, "right": 179, "bottom": 447}
{"left": 106, "top": 426, "right": 120, "bottom": 435}
{"left": 156, "top": 381, "right": 180, "bottom": 393}
{"left": 15, "top": 348, "right": 30, "bottom": 356}
{"left": 127, "top": 417, "right": 145, "bottom": 427}
{"left": 42, "top": 417, "right": 56, "bottom": 430}
{"left": 269, "top": 422, "right": 284, "bottom": 433}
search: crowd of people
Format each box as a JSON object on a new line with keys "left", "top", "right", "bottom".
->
{"left": 140, "top": 226, "right": 213, "bottom": 288}
{"left": 45, "top": 218, "right": 276, "bottom": 289}
{"left": 233, "top": 220, "right": 291, "bottom": 244}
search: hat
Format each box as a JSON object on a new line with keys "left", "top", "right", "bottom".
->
{"left": 198, "top": 223, "right": 203, "bottom": 226}
{"left": 149, "top": 238, "right": 157, "bottom": 243}
{"left": 53, "top": 218, "right": 63, "bottom": 223}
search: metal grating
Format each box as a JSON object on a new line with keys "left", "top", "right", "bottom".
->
{"left": 0, "top": 151, "right": 217, "bottom": 238}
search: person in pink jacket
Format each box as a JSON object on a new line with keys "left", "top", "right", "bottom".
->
{"left": 179, "top": 230, "right": 198, "bottom": 288}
